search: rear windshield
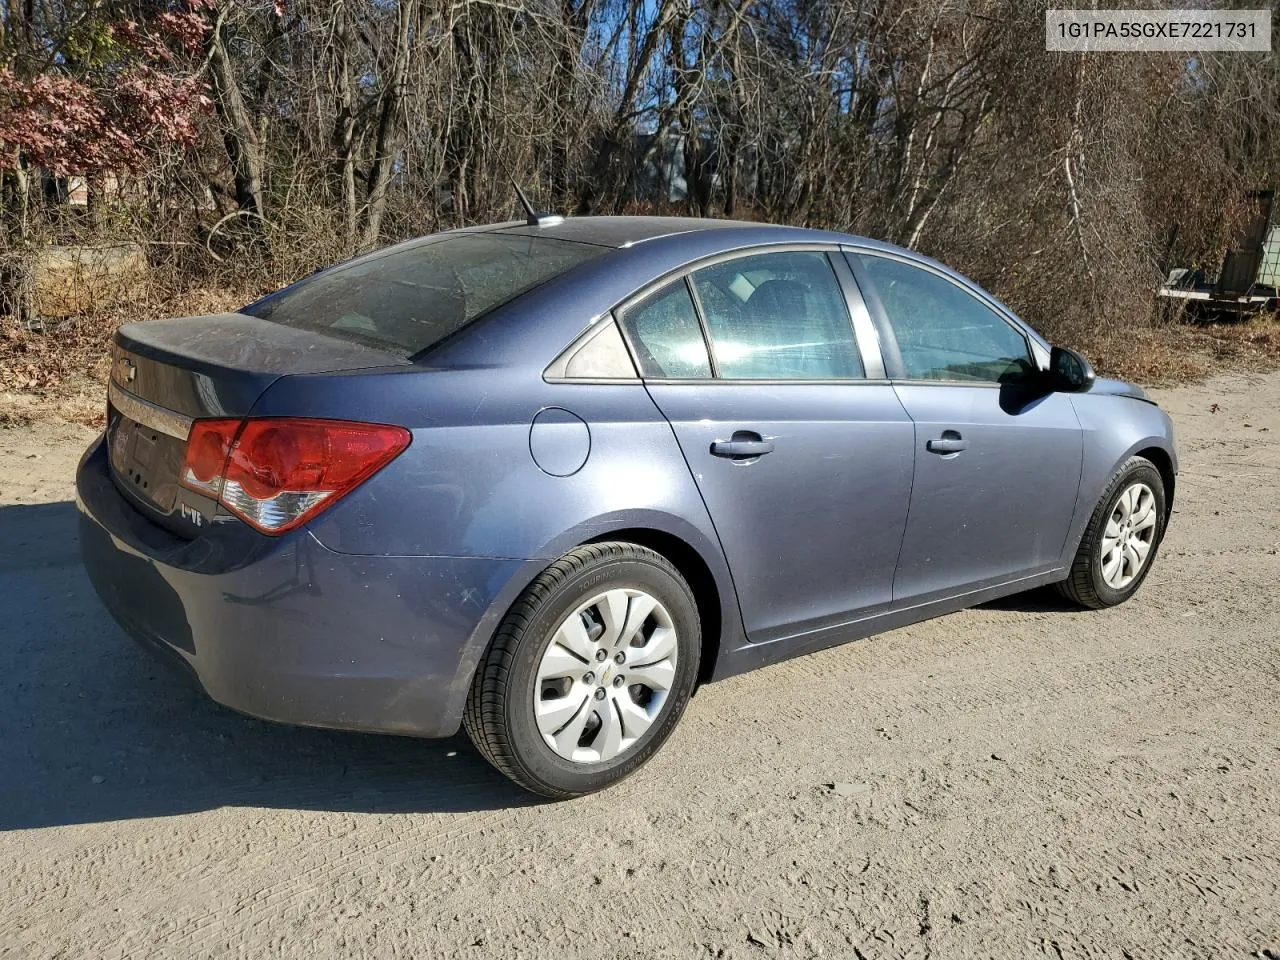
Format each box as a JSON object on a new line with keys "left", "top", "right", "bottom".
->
{"left": 243, "top": 232, "right": 605, "bottom": 356}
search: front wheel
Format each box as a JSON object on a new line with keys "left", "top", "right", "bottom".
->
{"left": 1057, "top": 456, "right": 1167, "bottom": 609}
{"left": 464, "top": 542, "right": 701, "bottom": 799}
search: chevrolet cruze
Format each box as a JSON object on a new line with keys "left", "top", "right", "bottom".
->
{"left": 77, "top": 216, "right": 1177, "bottom": 797}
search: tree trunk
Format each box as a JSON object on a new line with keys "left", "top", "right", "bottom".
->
{"left": 668, "top": 4, "right": 711, "bottom": 216}
{"left": 577, "top": 0, "right": 675, "bottom": 214}
{"left": 86, "top": 173, "right": 106, "bottom": 229}
{"left": 549, "top": 0, "right": 594, "bottom": 210}
{"left": 4, "top": 151, "right": 37, "bottom": 328}
{"left": 208, "top": 12, "right": 265, "bottom": 221}
{"left": 329, "top": 1, "right": 359, "bottom": 245}
{"left": 360, "top": 0, "right": 417, "bottom": 250}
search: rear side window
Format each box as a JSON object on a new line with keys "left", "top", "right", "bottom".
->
{"left": 618, "top": 281, "right": 713, "bottom": 378}
{"left": 243, "top": 233, "right": 605, "bottom": 357}
{"left": 689, "top": 251, "right": 863, "bottom": 379}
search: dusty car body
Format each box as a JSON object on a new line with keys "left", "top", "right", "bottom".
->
{"left": 77, "top": 216, "right": 1177, "bottom": 796}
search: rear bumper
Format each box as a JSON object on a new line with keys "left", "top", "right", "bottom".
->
{"left": 76, "top": 435, "right": 541, "bottom": 738}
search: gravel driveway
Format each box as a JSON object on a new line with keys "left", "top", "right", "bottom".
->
{"left": 2, "top": 373, "right": 1277, "bottom": 959}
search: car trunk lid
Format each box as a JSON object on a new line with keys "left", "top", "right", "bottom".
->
{"left": 107, "top": 313, "right": 409, "bottom": 532}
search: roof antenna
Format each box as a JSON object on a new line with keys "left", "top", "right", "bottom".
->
{"left": 511, "top": 180, "right": 564, "bottom": 228}
{"left": 512, "top": 181, "right": 537, "bottom": 225}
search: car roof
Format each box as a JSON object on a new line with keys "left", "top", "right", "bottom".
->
{"left": 483, "top": 215, "right": 961, "bottom": 276}
{"left": 482, "top": 214, "right": 980, "bottom": 293}
{"left": 487, "top": 215, "right": 848, "bottom": 249}
{"left": 427, "top": 215, "right": 1051, "bottom": 369}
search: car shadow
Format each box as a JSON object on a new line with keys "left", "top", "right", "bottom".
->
{"left": 0, "top": 501, "right": 535, "bottom": 832}
{"left": 978, "top": 584, "right": 1082, "bottom": 613}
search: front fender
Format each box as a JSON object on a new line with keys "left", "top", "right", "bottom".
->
{"left": 1061, "top": 393, "right": 1178, "bottom": 564}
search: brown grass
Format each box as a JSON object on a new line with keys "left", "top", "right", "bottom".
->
{"left": 1184, "top": 310, "right": 1280, "bottom": 372}
{"left": 1068, "top": 323, "right": 1214, "bottom": 386}
{"left": 0, "top": 285, "right": 258, "bottom": 427}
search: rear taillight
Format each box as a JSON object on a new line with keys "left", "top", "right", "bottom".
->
{"left": 182, "top": 419, "right": 239, "bottom": 498}
{"left": 180, "top": 418, "right": 410, "bottom": 534}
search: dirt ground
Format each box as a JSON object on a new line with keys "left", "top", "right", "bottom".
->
{"left": 1, "top": 373, "right": 1278, "bottom": 960}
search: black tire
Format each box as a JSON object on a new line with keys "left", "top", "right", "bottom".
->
{"left": 463, "top": 542, "right": 701, "bottom": 799}
{"left": 1056, "top": 456, "right": 1167, "bottom": 609}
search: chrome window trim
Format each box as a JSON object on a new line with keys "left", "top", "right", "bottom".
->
{"left": 108, "top": 381, "right": 193, "bottom": 441}
{"left": 639, "top": 377, "right": 895, "bottom": 387}
{"left": 890, "top": 379, "right": 1007, "bottom": 389}
{"left": 828, "top": 251, "right": 887, "bottom": 379}
{"left": 1028, "top": 339, "right": 1051, "bottom": 370}
{"left": 613, "top": 242, "right": 848, "bottom": 313}
{"left": 611, "top": 242, "right": 876, "bottom": 384}
{"left": 841, "top": 244, "right": 1034, "bottom": 332}
{"left": 544, "top": 378, "right": 648, "bottom": 386}
{"left": 682, "top": 274, "right": 722, "bottom": 379}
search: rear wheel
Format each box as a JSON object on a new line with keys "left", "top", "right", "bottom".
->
{"left": 464, "top": 542, "right": 700, "bottom": 798}
{"left": 1057, "top": 457, "right": 1167, "bottom": 609}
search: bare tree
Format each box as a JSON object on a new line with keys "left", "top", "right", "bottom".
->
{"left": 3, "top": 0, "right": 1278, "bottom": 377}
{"left": 208, "top": 6, "right": 267, "bottom": 222}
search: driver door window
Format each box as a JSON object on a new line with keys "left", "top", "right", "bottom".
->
{"left": 853, "top": 254, "right": 1032, "bottom": 383}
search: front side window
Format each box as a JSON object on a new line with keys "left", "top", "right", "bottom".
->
{"left": 853, "top": 254, "right": 1033, "bottom": 383}
{"left": 689, "top": 251, "right": 863, "bottom": 379}
{"left": 244, "top": 233, "right": 606, "bottom": 357}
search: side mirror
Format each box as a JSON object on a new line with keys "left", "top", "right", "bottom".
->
{"left": 1049, "top": 346, "right": 1095, "bottom": 393}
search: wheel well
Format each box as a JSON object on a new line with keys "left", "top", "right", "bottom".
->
{"left": 1136, "top": 446, "right": 1176, "bottom": 517}
{"left": 585, "top": 528, "right": 722, "bottom": 685}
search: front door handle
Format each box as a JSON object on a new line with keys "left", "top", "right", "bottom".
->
{"left": 711, "top": 431, "right": 775, "bottom": 459}
{"left": 926, "top": 431, "right": 968, "bottom": 455}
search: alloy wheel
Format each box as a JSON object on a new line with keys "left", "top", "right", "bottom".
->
{"left": 533, "top": 588, "right": 678, "bottom": 763}
{"left": 1099, "top": 481, "right": 1158, "bottom": 589}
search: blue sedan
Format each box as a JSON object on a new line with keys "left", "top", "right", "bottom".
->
{"left": 77, "top": 216, "right": 1177, "bottom": 797}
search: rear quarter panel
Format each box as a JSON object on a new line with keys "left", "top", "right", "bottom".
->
{"left": 252, "top": 368, "right": 747, "bottom": 661}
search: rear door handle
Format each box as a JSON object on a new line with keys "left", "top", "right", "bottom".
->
{"left": 711, "top": 431, "right": 775, "bottom": 459}
{"left": 926, "top": 431, "right": 968, "bottom": 455}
